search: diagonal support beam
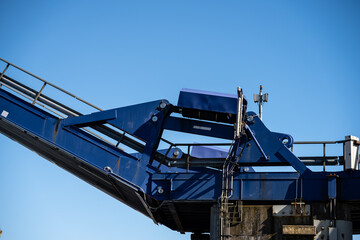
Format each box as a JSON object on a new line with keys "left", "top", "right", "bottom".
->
{"left": 168, "top": 203, "right": 185, "bottom": 234}
{"left": 63, "top": 109, "right": 117, "bottom": 127}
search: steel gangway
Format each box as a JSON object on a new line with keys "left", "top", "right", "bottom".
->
{"left": 0, "top": 58, "right": 360, "bottom": 240}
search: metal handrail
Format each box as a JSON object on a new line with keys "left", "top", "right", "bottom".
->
{"left": 294, "top": 140, "right": 346, "bottom": 144}
{"left": 158, "top": 138, "right": 233, "bottom": 170}
{"left": 291, "top": 139, "right": 352, "bottom": 171}
{"left": 0, "top": 58, "right": 144, "bottom": 151}
{"left": 160, "top": 138, "right": 232, "bottom": 147}
{"left": 0, "top": 58, "right": 102, "bottom": 111}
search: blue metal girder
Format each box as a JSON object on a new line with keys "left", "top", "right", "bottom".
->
{"left": 335, "top": 171, "right": 360, "bottom": 201}
{"left": 64, "top": 100, "right": 172, "bottom": 164}
{"left": 63, "top": 110, "right": 117, "bottom": 127}
{"left": 64, "top": 100, "right": 170, "bottom": 144}
{"left": 0, "top": 89, "right": 155, "bottom": 189}
{"left": 3, "top": 84, "right": 360, "bottom": 214}
{"left": 151, "top": 172, "right": 299, "bottom": 201}
{"left": 151, "top": 171, "right": 222, "bottom": 201}
{"left": 3, "top": 64, "right": 360, "bottom": 236}
{"left": 151, "top": 171, "right": 360, "bottom": 202}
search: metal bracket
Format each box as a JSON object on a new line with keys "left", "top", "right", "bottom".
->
{"left": 245, "top": 124, "right": 269, "bottom": 161}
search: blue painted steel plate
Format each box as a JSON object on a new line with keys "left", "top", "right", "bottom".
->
{"left": 178, "top": 88, "right": 247, "bottom": 115}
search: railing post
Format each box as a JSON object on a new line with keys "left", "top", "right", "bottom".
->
{"left": 32, "top": 82, "right": 47, "bottom": 105}
{"left": 323, "top": 143, "right": 326, "bottom": 171}
{"left": 116, "top": 132, "right": 126, "bottom": 147}
{"left": 186, "top": 145, "right": 190, "bottom": 173}
{"left": 0, "top": 63, "right": 10, "bottom": 87}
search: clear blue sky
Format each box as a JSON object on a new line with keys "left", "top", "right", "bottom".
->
{"left": 0, "top": 1, "right": 359, "bottom": 239}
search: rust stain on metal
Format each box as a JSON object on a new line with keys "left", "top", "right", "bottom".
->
{"left": 116, "top": 156, "right": 121, "bottom": 173}
{"left": 53, "top": 119, "right": 60, "bottom": 140}
{"left": 282, "top": 225, "right": 316, "bottom": 235}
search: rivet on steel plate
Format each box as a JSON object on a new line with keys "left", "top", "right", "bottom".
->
{"left": 157, "top": 187, "right": 164, "bottom": 194}
{"left": 160, "top": 102, "right": 167, "bottom": 109}
{"left": 247, "top": 115, "right": 254, "bottom": 123}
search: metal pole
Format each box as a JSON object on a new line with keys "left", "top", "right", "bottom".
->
{"left": 236, "top": 87, "right": 243, "bottom": 138}
{"left": 259, "top": 85, "right": 263, "bottom": 120}
{"left": 253, "top": 85, "right": 268, "bottom": 121}
{"left": 220, "top": 86, "right": 244, "bottom": 240}
{"left": 323, "top": 143, "right": 326, "bottom": 171}
{"left": 186, "top": 145, "right": 190, "bottom": 173}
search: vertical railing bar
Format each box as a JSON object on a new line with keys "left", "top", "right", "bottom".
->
{"left": 300, "top": 178, "right": 303, "bottom": 200}
{"left": 32, "top": 82, "right": 47, "bottom": 105}
{"left": 0, "top": 63, "right": 10, "bottom": 87}
{"left": 323, "top": 143, "right": 326, "bottom": 171}
{"left": 157, "top": 144, "right": 173, "bottom": 168}
{"left": 186, "top": 145, "right": 190, "bottom": 173}
{"left": 116, "top": 132, "right": 126, "bottom": 147}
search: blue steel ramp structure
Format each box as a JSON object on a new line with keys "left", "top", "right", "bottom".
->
{"left": 0, "top": 58, "right": 360, "bottom": 239}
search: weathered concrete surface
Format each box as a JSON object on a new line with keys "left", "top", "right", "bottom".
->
{"left": 228, "top": 205, "right": 313, "bottom": 240}
{"left": 208, "top": 202, "right": 353, "bottom": 240}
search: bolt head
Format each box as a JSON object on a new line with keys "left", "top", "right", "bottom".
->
{"left": 104, "top": 166, "right": 113, "bottom": 173}
{"left": 158, "top": 187, "right": 164, "bottom": 194}
{"left": 160, "top": 102, "right": 167, "bottom": 109}
{"left": 152, "top": 116, "right": 158, "bottom": 122}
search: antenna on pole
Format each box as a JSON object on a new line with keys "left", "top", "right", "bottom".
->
{"left": 253, "top": 85, "right": 268, "bottom": 120}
